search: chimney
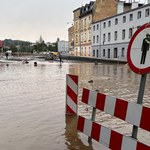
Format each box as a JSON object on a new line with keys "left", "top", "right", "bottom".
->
{"left": 117, "top": 1, "right": 124, "bottom": 14}
{"left": 131, "top": 2, "right": 139, "bottom": 9}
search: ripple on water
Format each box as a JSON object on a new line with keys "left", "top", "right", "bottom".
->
{"left": 0, "top": 61, "right": 149, "bottom": 149}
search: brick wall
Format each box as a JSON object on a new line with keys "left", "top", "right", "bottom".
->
{"left": 92, "top": 0, "right": 119, "bottom": 23}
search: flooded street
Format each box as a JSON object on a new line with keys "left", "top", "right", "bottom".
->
{"left": 0, "top": 60, "right": 150, "bottom": 150}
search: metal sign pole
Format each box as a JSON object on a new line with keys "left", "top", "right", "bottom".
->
{"left": 132, "top": 73, "right": 147, "bottom": 139}
{"left": 88, "top": 89, "right": 99, "bottom": 143}
{"left": 88, "top": 107, "right": 96, "bottom": 143}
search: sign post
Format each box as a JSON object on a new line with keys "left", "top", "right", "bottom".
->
{"left": 132, "top": 74, "right": 147, "bottom": 138}
{"left": 127, "top": 23, "right": 150, "bottom": 139}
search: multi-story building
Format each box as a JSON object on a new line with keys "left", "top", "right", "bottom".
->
{"left": 58, "top": 40, "right": 68, "bottom": 53}
{"left": 73, "top": 8, "right": 81, "bottom": 56}
{"left": 68, "top": 26, "right": 74, "bottom": 54}
{"left": 80, "top": 1, "right": 94, "bottom": 57}
{"left": 71, "top": 1, "right": 95, "bottom": 56}
{"left": 92, "top": 1, "right": 150, "bottom": 60}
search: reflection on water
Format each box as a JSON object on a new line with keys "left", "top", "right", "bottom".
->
{"left": 64, "top": 115, "right": 108, "bottom": 150}
{"left": 0, "top": 60, "right": 149, "bottom": 150}
{"left": 65, "top": 116, "right": 93, "bottom": 150}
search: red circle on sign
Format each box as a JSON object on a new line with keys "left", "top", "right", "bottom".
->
{"left": 127, "top": 23, "right": 150, "bottom": 74}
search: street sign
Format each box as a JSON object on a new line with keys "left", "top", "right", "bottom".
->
{"left": 127, "top": 23, "right": 150, "bottom": 74}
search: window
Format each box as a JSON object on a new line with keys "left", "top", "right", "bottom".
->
{"left": 96, "top": 50, "right": 99, "bottom": 58}
{"left": 108, "top": 32, "right": 111, "bottom": 42}
{"left": 121, "top": 48, "right": 125, "bottom": 57}
{"left": 103, "top": 49, "right": 105, "bottom": 57}
{"left": 88, "top": 47, "right": 90, "bottom": 56}
{"left": 114, "top": 31, "right": 117, "bottom": 41}
{"left": 76, "top": 34, "right": 78, "bottom": 43}
{"left": 145, "top": 8, "right": 150, "bottom": 17}
{"left": 93, "top": 25, "right": 95, "bottom": 31}
{"left": 123, "top": 16, "right": 126, "bottom": 23}
{"left": 93, "top": 36, "right": 95, "bottom": 44}
{"left": 88, "top": 16, "right": 91, "bottom": 27}
{"left": 108, "top": 20, "right": 111, "bottom": 27}
{"left": 81, "top": 20, "right": 83, "bottom": 29}
{"left": 97, "top": 24, "right": 99, "bottom": 30}
{"left": 114, "top": 48, "right": 118, "bottom": 58}
{"left": 88, "top": 31, "right": 91, "bottom": 41}
{"left": 103, "top": 34, "right": 106, "bottom": 44}
{"left": 103, "top": 22, "right": 106, "bottom": 28}
{"left": 122, "top": 29, "right": 125, "bottom": 40}
{"left": 84, "top": 18, "right": 86, "bottom": 27}
{"left": 76, "top": 22, "right": 78, "bottom": 30}
{"left": 108, "top": 49, "right": 110, "bottom": 58}
{"left": 97, "top": 35, "right": 99, "bottom": 43}
{"left": 129, "top": 28, "right": 133, "bottom": 39}
{"left": 93, "top": 50, "right": 95, "bottom": 57}
{"left": 81, "top": 33, "right": 83, "bottom": 42}
{"left": 76, "top": 48, "right": 78, "bottom": 54}
{"left": 115, "top": 18, "right": 118, "bottom": 25}
{"left": 81, "top": 48, "right": 83, "bottom": 55}
{"left": 129, "top": 14, "right": 133, "bottom": 21}
{"left": 137, "top": 11, "right": 141, "bottom": 19}
{"left": 84, "top": 47, "right": 86, "bottom": 56}
{"left": 84, "top": 33, "right": 86, "bottom": 41}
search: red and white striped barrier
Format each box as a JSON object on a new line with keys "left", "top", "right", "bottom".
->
{"left": 77, "top": 88, "right": 150, "bottom": 149}
{"left": 82, "top": 88, "right": 150, "bottom": 132}
{"left": 77, "top": 116, "right": 150, "bottom": 150}
{"left": 66, "top": 74, "right": 78, "bottom": 115}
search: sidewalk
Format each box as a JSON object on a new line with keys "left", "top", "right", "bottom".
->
{"left": 61, "top": 54, "right": 127, "bottom": 64}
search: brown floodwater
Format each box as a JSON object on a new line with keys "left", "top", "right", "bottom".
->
{"left": 0, "top": 59, "right": 149, "bottom": 150}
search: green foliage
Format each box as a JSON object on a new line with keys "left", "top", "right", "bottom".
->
{"left": 3, "top": 38, "right": 59, "bottom": 53}
{"left": 33, "top": 41, "right": 47, "bottom": 52}
{"left": 4, "top": 39, "right": 31, "bottom": 53}
{"left": 47, "top": 44, "right": 57, "bottom": 52}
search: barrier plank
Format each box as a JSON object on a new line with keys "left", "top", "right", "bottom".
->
{"left": 81, "top": 88, "right": 150, "bottom": 132}
{"left": 77, "top": 116, "right": 150, "bottom": 150}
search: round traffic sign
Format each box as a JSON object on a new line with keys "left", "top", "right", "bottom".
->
{"left": 127, "top": 23, "right": 150, "bottom": 74}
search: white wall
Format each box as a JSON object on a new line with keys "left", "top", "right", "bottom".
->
{"left": 92, "top": 3, "right": 150, "bottom": 59}
{"left": 58, "top": 41, "right": 68, "bottom": 52}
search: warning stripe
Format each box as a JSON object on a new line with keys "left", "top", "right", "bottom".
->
{"left": 82, "top": 88, "right": 150, "bottom": 132}
{"left": 67, "top": 75, "right": 78, "bottom": 95}
{"left": 66, "top": 74, "right": 78, "bottom": 115}
{"left": 67, "top": 74, "right": 78, "bottom": 85}
{"left": 77, "top": 116, "right": 150, "bottom": 150}
{"left": 66, "top": 95, "right": 77, "bottom": 113}
{"left": 67, "top": 85, "right": 77, "bottom": 104}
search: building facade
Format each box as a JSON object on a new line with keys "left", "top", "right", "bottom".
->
{"left": 58, "top": 41, "right": 68, "bottom": 53}
{"left": 68, "top": 26, "right": 74, "bottom": 54}
{"left": 92, "top": 2, "right": 150, "bottom": 61}
{"left": 80, "top": 2, "right": 94, "bottom": 57}
{"left": 73, "top": 8, "right": 81, "bottom": 56}
{"left": 71, "top": 1, "right": 95, "bottom": 56}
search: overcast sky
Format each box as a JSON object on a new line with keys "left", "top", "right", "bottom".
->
{"left": 0, "top": 0, "right": 147, "bottom": 43}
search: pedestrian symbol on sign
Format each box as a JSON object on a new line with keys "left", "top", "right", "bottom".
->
{"left": 140, "top": 33, "right": 150, "bottom": 64}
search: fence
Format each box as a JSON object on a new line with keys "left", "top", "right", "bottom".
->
{"left": 77, "top": 88, "right": 150, "bottom": 150}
